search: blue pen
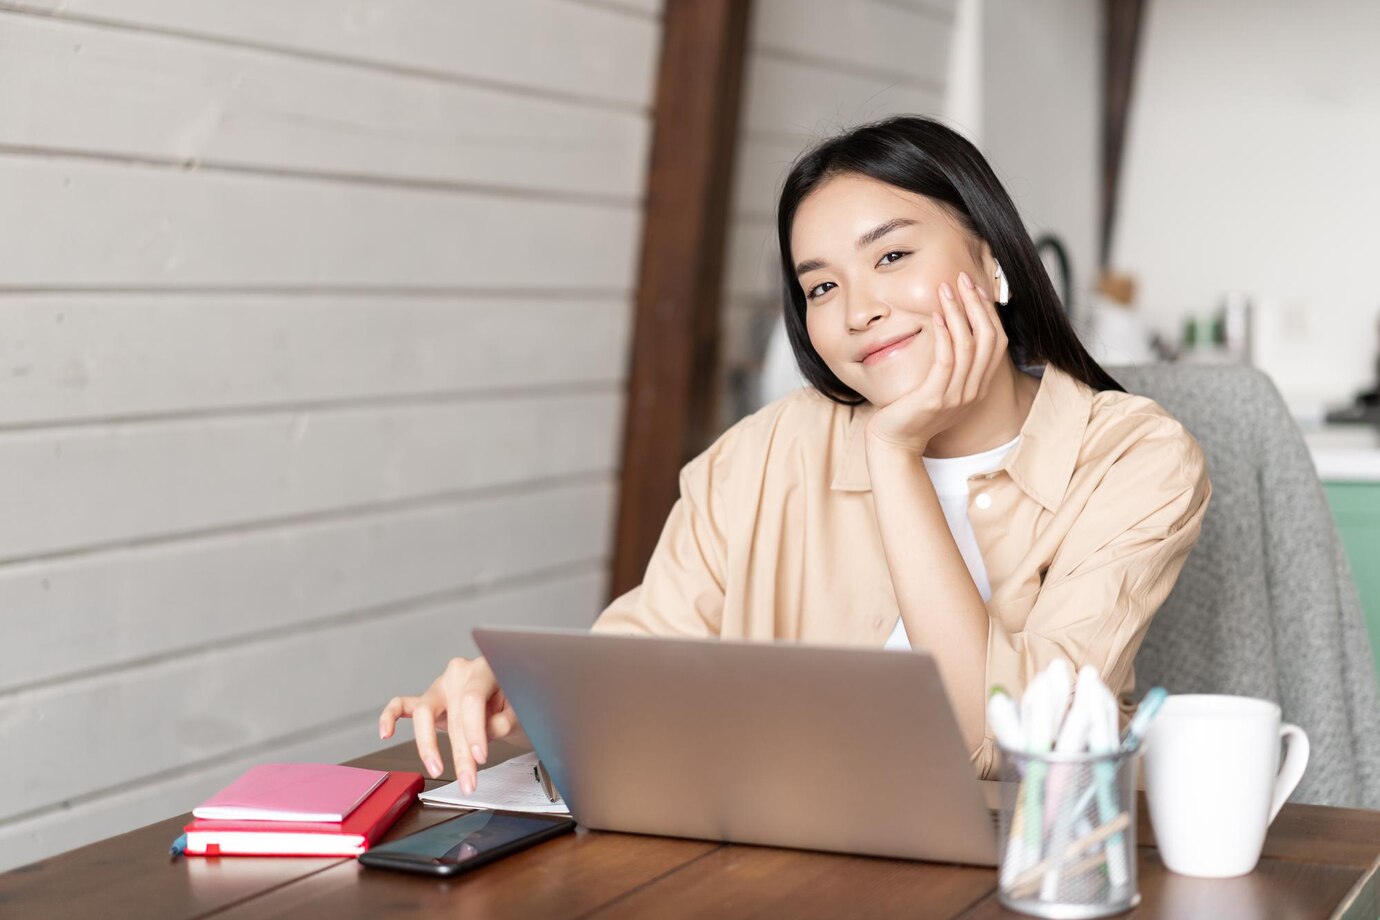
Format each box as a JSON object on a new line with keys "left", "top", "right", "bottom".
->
{"left": 169, "top": 833, "right": 187, "bottom": 861}
{"left": 1086, "top": 684, "right": 1166, "bottom": 893}
{"left": 1118, "top": 687, "right": 1168, "bottom": 754}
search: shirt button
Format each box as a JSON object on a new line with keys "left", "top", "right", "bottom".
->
{"left": 974, "top": 493, "right": 993, "bottom": 510}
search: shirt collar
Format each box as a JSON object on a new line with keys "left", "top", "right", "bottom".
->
{"left": 829, "top": 365, "right": 1094, "bottom": 511}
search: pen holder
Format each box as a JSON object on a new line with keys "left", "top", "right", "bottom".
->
{"left": 995, "top": 745, "right": 1141, "bottom": 919}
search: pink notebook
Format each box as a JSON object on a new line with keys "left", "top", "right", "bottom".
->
{"left": 193, "top": 763, "right": 388, "bottom": 822}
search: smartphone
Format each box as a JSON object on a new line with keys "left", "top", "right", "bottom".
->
{"left": 359, "top": 810, "right": 576, "bottom": 878}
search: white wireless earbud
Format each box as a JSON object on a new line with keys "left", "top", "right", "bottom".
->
{"left": 994, "top": 263, "right": 1011, "bottom": 305}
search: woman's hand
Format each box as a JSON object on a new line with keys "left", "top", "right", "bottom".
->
{"left": 865, "top": 271, "right": 1008, "bottom": 453}
{"left": 377, "top": 655, "right": 522, "bottom": 793}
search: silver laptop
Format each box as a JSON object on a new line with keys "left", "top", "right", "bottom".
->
{"left": 472, "top": 627, "right": 998, "bottom": 866}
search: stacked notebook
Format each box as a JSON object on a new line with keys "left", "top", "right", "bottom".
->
{"left": 183, "top": 763, "right": 423, "bottom": 856}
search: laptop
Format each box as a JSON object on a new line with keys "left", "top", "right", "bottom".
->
{"left": 472, "top": 627, "right": 998, "bottom": 866}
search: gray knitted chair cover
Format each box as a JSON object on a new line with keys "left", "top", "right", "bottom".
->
{"left": 1113, "top": 364, "right": 1380, "bottom": 808}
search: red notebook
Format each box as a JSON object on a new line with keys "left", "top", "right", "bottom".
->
{"left": 193, "top": 763, "right": 387, "bottom": 822}
{"left": 183, "top": 771, "right": 423, "bottom": 857}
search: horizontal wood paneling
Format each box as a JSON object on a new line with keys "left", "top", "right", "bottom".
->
{"left": 723, "top": 296, "right": 779, "bottom": 367}
{"left": 0, "top": 478, "right": 614, "bottom": 693}
{"left": 0, "top": 709, "right": 394, "bottom": 871}
{"left": 0, "top": 568, "right": 605, "bottom": 823}
{"left": 724, "top": 217, "right": 778, "bottom": 300}
{"left": 867, "top": 0, "right": 957, "bottom": 18}
{"left": 0, "top": 0, "right": 653, "bottom": 867}
{"left": 731, "top": 136, "right": 803, "bottom": 220}
{"left": 740, "top": 55, "right": 944, "bottom": 143}
{"left": 728, "top": 2, "right": 958, "bottom": 221}
{"left": 567, "top": 0, "right": 663, "bottom": 19}
{"left": 565, "top": 0, "right": 662, "bottom": 19}
{"left": 0, "top": 156, "right": 639, "bottom": 289}
{"left": 0, "top": 0, "right": 659, "bottom": 109}
{"left": 0, "top": 14, "right": 649, "bottom": 200}
{"left": 0, "top": 295, "right": 630, "bottom": 426}
{"left": 0, "top": 391, "right": 620, "bottom": 561}
{"left": 752, "top": 0, "right": 951, "bottom": 88}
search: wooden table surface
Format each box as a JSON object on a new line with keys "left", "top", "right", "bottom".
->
{"left": 6, "top": 741, "right": 1380, "bottom": 920}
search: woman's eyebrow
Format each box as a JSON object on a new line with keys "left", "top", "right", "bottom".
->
{"left": 794, "top": 218, "right": 920, "bottom": 277}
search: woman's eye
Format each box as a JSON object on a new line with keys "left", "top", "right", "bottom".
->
{"left": 878, "top": 250, "right": 909, "bottom": 266}
{"left": 806, "top": 281, "right": 835, "bottom": 300}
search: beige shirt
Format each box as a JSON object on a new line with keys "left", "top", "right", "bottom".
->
{"left": 592, "top": 366, "right": 1212, "bottom": 778}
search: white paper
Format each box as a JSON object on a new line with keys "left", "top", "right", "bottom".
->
{"left": 418, "top": 752, "right": 570, "bottom": 815}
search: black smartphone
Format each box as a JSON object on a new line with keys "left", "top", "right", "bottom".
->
{"left": 359, "top": 810, "right": 576, "bottom": 878}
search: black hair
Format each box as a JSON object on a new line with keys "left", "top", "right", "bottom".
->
{"left": 776, "top": 115, "right": 1122, "bottom": 404}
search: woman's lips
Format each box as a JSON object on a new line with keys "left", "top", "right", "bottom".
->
{"left": 862, "top": 332, "right": 919, "bottom": 367}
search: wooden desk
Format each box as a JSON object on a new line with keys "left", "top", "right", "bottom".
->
{"left": 6, "top": 742, "right": 1379, "bottom": 919}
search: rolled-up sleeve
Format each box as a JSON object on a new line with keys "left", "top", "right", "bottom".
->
{"left": 591, "top": 455, "right": 728, "bottom": 639}
{"left": 974, "top": 420, "right": 1212, "bottom": 776}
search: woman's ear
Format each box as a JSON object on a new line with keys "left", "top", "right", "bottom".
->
{"left": 976, "top": 240, "right": 999, "bottom": 293}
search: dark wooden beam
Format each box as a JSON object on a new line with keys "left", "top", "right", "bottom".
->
{"left": 610, "top": 0, "right": 752, "bottom": 600}
{"left": 1101, "top": 0, "right": 1148, "bottom": 268}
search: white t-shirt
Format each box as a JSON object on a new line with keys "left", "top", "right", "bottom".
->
{"left": 884, "top": 435, "right": 1021, "bottom": 650}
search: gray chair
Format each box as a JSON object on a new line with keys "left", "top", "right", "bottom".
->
{"left": 1114, "top": 364, "right": 1380, "bottom": 809}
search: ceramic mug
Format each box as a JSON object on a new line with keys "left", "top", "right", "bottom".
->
{"left": 1143, "top": 694, "right": 1309, "bottom": 878}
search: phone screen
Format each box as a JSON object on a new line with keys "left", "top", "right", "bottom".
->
{"left": 362, "top": 811, "right": 574, "bottom": 874}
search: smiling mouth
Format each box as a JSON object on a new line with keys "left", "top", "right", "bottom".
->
{"left": 862, "top": 332, "right": 919, "bottom": 366}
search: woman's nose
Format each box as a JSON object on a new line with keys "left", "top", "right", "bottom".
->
{"left": 846, "top": 294, "right": 888, "bottom": 332}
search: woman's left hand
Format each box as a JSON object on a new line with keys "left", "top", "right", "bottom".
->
{"left": 865, "top": 271, "right": 1008, "bottom": 453}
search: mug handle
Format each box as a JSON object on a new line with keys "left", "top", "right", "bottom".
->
{"left": 1268, "top": 723, "right": 1310, "bottom": 824}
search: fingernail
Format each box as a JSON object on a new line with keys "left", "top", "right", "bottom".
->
{"left": 379, "top": 726, "right": 386, "bottom": 740}
{"left": 460, "top": 774, "right": 476, "bottom": 795}
{"left": 940, "top": 282, "right": 955, "bottom": 300}
{"left": 472, "top": 744, "right": 486, "bottom": 766}
{"left": 934, "top": 310, "right": 946, "bottom": 326}
{"left": 425, "top": 757, "right": 442, "bottom": 778}
{"left": 978, "top": 286, "right": 990, "bottom": 300}
{"left": 959, "top": 271, "right": 973, "bottom": 290}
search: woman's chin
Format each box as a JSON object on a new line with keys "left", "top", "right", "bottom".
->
{"left": 856, "top": 363, "right": 930, "bottom": 407}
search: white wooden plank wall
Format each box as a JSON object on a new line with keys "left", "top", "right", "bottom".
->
{"left": 719, "top": 0, "right": 958, "bottom": 425}
{"left": 0, "top": 0, "right": 662, "bottom": 870}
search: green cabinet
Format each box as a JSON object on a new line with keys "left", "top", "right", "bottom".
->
{"left": 1325, "top": 482, "right": 1380, "bottom": 680}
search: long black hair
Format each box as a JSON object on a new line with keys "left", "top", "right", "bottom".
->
{"left": 776, "top": 115, "right": 1122, "bottom": 405}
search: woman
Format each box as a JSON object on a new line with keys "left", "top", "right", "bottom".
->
{"left": 379, "top": 116, "right": 1211, "bottom": 794}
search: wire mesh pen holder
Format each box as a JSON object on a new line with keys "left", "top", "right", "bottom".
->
{"left": 996, "top": 745, "right": 1141, "bottom": 919}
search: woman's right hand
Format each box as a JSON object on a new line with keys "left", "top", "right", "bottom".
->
{"left": 377, "top": 656, "right": 521, "bottom": 794}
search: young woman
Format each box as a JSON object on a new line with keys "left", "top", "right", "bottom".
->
{"left": 379, "top": 116, "right": 1212, "bottom": 794}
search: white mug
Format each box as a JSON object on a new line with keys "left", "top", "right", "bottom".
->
{"left": 1143, "top": 694, "right": 1308, "bottom": 878}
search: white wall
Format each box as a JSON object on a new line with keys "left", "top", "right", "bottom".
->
{"left": 720, "top": 0, "right": 959, "bottom": 423}
{"left": 1113, "top": 0, "right": 1380, "bottom": 414}
{"left": 0, "top": 0, "right": 660, "bottom": 869}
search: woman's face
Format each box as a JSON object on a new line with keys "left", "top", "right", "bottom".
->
{"left": 791, "top": 173, "right": 996, "bottom": 407}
